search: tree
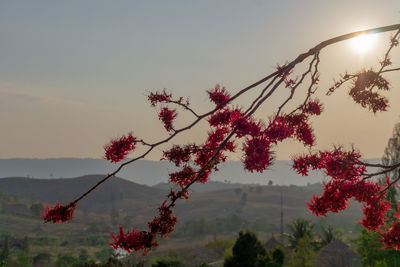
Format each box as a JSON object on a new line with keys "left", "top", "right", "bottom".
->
{"left": 151, "top": 256, "right": 185, "bottom": 267}
{"left": 40, "top": 24, "right": 400, "bottom": 255}
{"left": 224, "top": 231, "right": 285, "bottom": 267}
{"left": 356, "top": 228, "right": 400, "bottom": 267}
{"left": 223, "top": 230, "right": 266, "bottom": 267}
{"left": 22, "top": 236, "right": 29, "bottom": 255}
{"left": 17, "top": 236, "right": 31, "bottom": 267}
{"left": 382, "top": 120, "right": 400, "bottom": 216}
{"left": 288, "top": 236, "right": 316, "bottom": 267}
{"left": 271, "top": 247, "right": 285, "bottom": 267}
{"left": 0, "top": 236, "right": 10, "bottom": 266}
{"left": 16, "top": 250, "right": 31, "bottom": 267}
{"left": 205, "top": 240, "right": 235, "bottom": 258}
{"left": 33, "top": 253, "right": 52, "bottom": 266}
{"left": 55, "top": 253, "right": 79, "bottom": 267}
{"left": 319, "top": 225, "right": 335, "bottom": 248}
{"left": 287, "top": 218, "right": 315, "bottom": 249}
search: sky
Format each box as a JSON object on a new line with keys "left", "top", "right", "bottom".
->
{"left": 0, "top": 0, "right": 400, "bottom": 160}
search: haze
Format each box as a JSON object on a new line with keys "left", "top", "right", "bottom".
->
{"left": 1, "top": 0, "right": 400, "bottom": 160}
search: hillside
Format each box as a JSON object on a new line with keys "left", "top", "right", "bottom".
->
{"left": 0, "top": 176, "right": 363, "bottom": 229}
{"left": 0, "top": 175, "right": 166, "bottom": 218}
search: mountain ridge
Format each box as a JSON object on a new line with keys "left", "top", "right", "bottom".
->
{"left": 0, "top": 158, "right": 380, "bottom": 186}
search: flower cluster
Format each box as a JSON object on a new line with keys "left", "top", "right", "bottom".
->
{"left": 162, "top": 144, "right": 199, "bottom": 167}
{"left": 104, "top": 133, "right": 136, "bottom": 163}
{"left": 158, "top": 107, "right": 177, "bottom": 132}
{"left": 148, "top": 89, "right": 172, "bottom": 106}
{"left": 293, "top": 147, "right": 393, "bottom": 232}
{"left": 381, "top": 221, "right": 400, "bottom": 250}
{"left": 110, "top": 227, "right": 156, "bottom": 254}
{"left": 243, "top": 137, "right": 273, "bottom": 173}
{"left": 41, "top": 202, "right": 76, "bottom": 223}
{"left": 349, "top": 70, "right": 389, "bottom": 113}
{"left": 110, "top": 200, "right": 178, "bottom": 254}
{"left": 292, "top": 147, "right": 365, "bottom": 178}
{"left": 148, "top": 202, "right": 178, "bottom": 237}
{"left": 207, "top": 84, "right": 231, "bottom": 106}
{"left": 307, "top": 179, "right": 390, "bottom": 231}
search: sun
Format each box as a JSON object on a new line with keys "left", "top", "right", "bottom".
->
{"left": 350, "top": 33, "right": 377, "bottom": 53}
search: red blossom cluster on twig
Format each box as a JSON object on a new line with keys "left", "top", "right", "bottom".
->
{"left": 41, "top": 202, "right": 76, "bottom": 223}
{"left": 104, "top": 133, "right": 136, "bottom": 163}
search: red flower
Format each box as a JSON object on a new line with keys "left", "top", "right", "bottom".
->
{"left": 159, "top": 107, "right": 178, "bottom": 132}
{"left": 381, "top": 221, "right": 400, "bottom": 250}
{"left": 148, "top": 202, "right": 178, "bottom": 237}
{"left": 208, "top": 109, "right": 234, "bottom": 127}
{"left": 148, "top": 89, "right": 172, "bottom": 106}
{"left": 265, "top": 116, "right": 293, "bottom": 143}
{"left": 232, "top": 117, "right": 262, "bottom": 138}
{"left": 302, "top": 100, "right": 323, "bottom": 116}
{"left": 41, "top": 201, "right": 76, "bottom": 223}
{"left": 243, "top": 137, "right": 273, "bottom": 173}
{"left": 169, "top": 165, "right": 196, "bottom": 186}
{"left": 360, "top": 200, "right": 390, "bottom": 231}
{"left": 207, "top": 84, "right": 230, "bottom": 106}
{"left": 163, "top": 144, "right": 198, "bottom": 167}
{"left": 295, "top": 122, "right": 315, "bottom": 146}
{"left": 104, "top": 133, "right": 136, "bottom": 163}
{"left": 110, "top": 227, "right": 157, "bottom": 254}
{"left": 292, "top": 154, "right": 321, "bottom": 176}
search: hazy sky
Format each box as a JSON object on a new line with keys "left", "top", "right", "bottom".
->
{"left": 1, "top": 1, "right": 400, "bottom": 160}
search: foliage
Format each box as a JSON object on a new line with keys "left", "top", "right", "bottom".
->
{"left": 271, "top": 247, "right": 285, "bottom": 267}
{"left": 288, "top": 236, "right": 316, "bottom": 267}
{"left": 150, "top": 255, "right": 185, "bottom": 267}
{"left": 319, "top": 224, "right": 335, "bottom": 248}
{"left": 94, "top": 246, "right": 114, "bottom": 263}
{"left": 205, "top": 240, "right": 235, "bottom": 258}
{"left": 382, "top": 121, "right": 400, "bottom": 216}
{"left": 287, "top": 218, "right": 315, "bottom": 249}
{"left": 356, "top": 228, "right": 400, "bottom": 267}
{"left": 56, "top": 253, "right": 79, "bottom": 267}
{"left": 223, "top": 231, "right": 285, "bottom": 267}
{"left": 223, "top": 230, "right": 266, "bottom": 267}
{"left": 32, "top": 253, "right": 52, "bottom": 266}
{"left": 16, "top": 251, "right": 31, "bottom": 267}
{"left": 0, "top": 236, "right": 10, "bottom": 266}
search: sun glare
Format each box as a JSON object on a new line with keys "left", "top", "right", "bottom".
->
{"left": 351, "top": 33, "right": 377, "bottom": 53}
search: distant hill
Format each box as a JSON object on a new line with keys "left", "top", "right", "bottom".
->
{"left": 153, "top": 180, "right": 248, "bottom": 192}
{"left": 0, "top": 175, "right": 166, "bottom": 218}
{"left": 0, "top": 176, "right": 363, "bottom": 228}
{"left": 0, "top": 157, "right": 374, "bottom": 186}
